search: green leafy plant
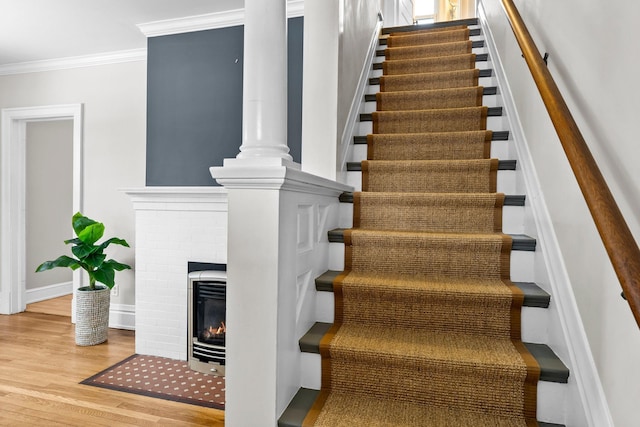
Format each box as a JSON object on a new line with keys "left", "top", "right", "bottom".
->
{"left": 36, "top": 212, "right": 131, "bottom": 290}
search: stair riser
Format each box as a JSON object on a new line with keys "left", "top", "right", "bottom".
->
{"left": 338, "top": 202, "right": 525, "bottom": 235}
{"left": 316, "top": 289, "right": 546, "bottom": 331}
{"left": 345, "top": 169, "right": 517, "bottom": 193}
{"left": 328, "top": 242, "right": 535, "bottom": 281}
{"left": 299, "top": 352, "right": 565, "bottom": 424}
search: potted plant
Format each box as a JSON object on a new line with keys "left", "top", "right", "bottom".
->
{"left": 36, "top": 212, "right": 131, "bottom": 346}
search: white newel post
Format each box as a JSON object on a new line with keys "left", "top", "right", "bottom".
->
{"left": 211, "top": 1, "right": 351, "bottom": 425}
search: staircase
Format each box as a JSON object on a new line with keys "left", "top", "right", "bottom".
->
{"left": 280, "top": 18, "right": 570, "bottom": 427}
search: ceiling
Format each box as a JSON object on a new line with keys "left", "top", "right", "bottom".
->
{"left": 0, "top": 0, "right": 244, "bottom": 66}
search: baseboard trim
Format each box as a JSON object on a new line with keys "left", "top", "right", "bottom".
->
{"left": 109, "top": 304, "right": 135, "bottom": 330}
{"left": 25, "top": 281, "right": 73, "bottom": 304}
{"left": 477, "top": 2, "right": 613, "bottom": 426}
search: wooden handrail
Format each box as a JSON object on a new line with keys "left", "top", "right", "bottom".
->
{"left": 500, "top": 0, "right": 640, "bottom": 327}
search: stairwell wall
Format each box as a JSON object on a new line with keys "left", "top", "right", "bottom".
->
{"left": 480, "top": 0, "right": 640, "bottom": 425}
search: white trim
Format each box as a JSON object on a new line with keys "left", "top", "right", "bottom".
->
{"left": 477, "top": 3, "right": 613, "bottom": 426}
{"left": 338, "top": 17, "right": 384, "bottom": 177}
{"left": 0, "top": 104, "right": 83, "bottom": 315}
{"left": 25, "top": 281, "right": 73, "bottom": 305}
{"left": 138, "top": 0, "right": 305, "bottom": 38}
{"left": 109, "top": 304, "right": 136, "bottom": 330}
{"left": 138, "top": 9, "right": 245, "bottom": 36}
{"left": 124, "top": 186, "right": 229, "bottom": 211}
{"left": 0, "top": 49, "right": 147, "bottom": 76}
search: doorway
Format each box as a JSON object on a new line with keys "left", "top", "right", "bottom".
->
{"left": 26, "top": 119, "right": 74, "bottom": 302}
{"left": 0, "top": 104, "right": 83, "bottom": 315}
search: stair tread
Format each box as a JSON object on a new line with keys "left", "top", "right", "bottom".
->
{"left": 379, "top": 28, "right": 481, "bottom": 45}
{"left": 381, "top": 18, "right": 479, "bottom": 35}
{"left": 373, "top": 53, "right": 488, "bottom": 69}
{"left": 314, "top": 270, "right": 549, "bottom": 308}
{"left": 299, "top": 321, "right": 567, "bottom": 383}
{"left": 360, "top": 106, "right": 502, "bottom": 121}
{"left": 328, "top": 228, "right": 536, "bottom": 251}
{"left": 369, "top": 68, "right": 493, "bottom": 86}
{"left": 353, "top": 129, "right": 508, "bottom": 143}
{"left": 279, "top": 386, "right": 566, "bottom": 427}
{"left": 375, "top": 40, "right": 485, "bottom": 57}
{"left": 346, "top": 159, "right": 516, "bottom": 171}
{"left": 339, "top": 192, "right": 525, "bottom": 206}
{"left": 382, "top": 18, "right": 478, "bottom": 34}
{"left": 364, "top": 86, "right": 497, "bottom": 102}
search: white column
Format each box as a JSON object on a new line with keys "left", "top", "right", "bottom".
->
{"left": 236, "top": 0, "right": 292, "bottom": 162}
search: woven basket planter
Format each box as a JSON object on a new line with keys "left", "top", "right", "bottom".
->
{"left": 75, "top": 285, "right": 110, "bottom": 346}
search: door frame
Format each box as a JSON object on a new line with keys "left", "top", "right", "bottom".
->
{"left": 0, "top": 104, "right": 83, "bottom": 314}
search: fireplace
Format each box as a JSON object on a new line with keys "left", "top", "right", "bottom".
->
{"left": 188, "top": 269, "right": 227, "bottom": 376}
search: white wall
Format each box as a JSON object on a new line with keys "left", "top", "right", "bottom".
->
{"left": 481, "top": 0, "right": 640, "bottom": 425}
{"left": 337, "top": 0, "right": 383, "bottom": 138}
{"left": 0, "top": 61, "right": 146, "bottom": 307}
{"left": 302, "top": 0, "right": 382, "bottom": 180}
{"left": 382, "top": 0, "right": 414, "bottom": 27}
{"left": 25, "top": 120, "right": 73, "bottom": 290}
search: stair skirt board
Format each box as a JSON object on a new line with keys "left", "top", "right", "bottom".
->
{"left": 282, "top": 18, "right": 569, "bottom": 427}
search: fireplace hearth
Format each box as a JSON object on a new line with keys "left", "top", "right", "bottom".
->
{"left": 188, "top": 269, "right": 227, "bottom": 376}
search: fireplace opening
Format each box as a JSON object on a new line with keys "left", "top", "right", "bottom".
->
{"left": 188, "top": 269, "right": 227, "bottom": 376}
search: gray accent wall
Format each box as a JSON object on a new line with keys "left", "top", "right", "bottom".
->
{"left": 146, "top": 17, "right": 304, "bottom": 186}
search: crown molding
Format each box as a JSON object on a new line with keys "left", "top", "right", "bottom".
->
{"left": 138, "top": 0, "right": 304, "bottom": 38}
{"left": 0, "top": 48, "right": 147, "bottom": 76}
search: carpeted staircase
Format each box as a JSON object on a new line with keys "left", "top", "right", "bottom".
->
{"left": 280, "top": 18, "right": 568, "bottom": 427}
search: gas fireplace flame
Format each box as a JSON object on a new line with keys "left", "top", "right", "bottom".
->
{"left": 203, "top": 321, "right": 226, "bottom": 339}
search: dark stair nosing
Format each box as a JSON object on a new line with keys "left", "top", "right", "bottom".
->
{"left": 328, "top": 228, "right": 536, "bottom": 251}
{"left": 339, "top": 192, "right": 525, "bottom": 206}
{"left": 375, "top": 40, "right": 484, "bottom": 56}
{"left": 299, "top": 321, "right": 568, "bottom": 383}
{"left": 346, "top": 158, "right": 515, "bottom": 171}
{"left": 299, "top": 322, "right": 333, "bottom": 353}
{"left": 363, "top": 86, "right": 496, "bottom": 102}
{"left": 368, "top": 68, "right": 492, "bottom": 85}
{"left": 510, "top": 234, "right": 537, "bottom": 251}
{"left": 524, "top": 343, "right": 570, "bottom": 383}
{"left": 373, "top": 53, "right": 488, "bottom": 69}
{"left": 279, "top": 387, "right": 566, "bottom": 427}
{"left": 359, "top": 106, "right": 501, "bottom": 122}
{"left": 353, "top": 129, "right": 508, "bottom": 144}
{"left": 379, "top": 28, "right": 481, "bottom": 45}
{"left": 278, "top": 387, "right": 320, "bottom": 427}
{"left": 314, "top": 270, "right": 549, "bottom": 308}
{"left": 381, "top": 18, "right": 479, "bottom": 35}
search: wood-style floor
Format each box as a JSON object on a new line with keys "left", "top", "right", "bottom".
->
{"left": 1, "top": 296, "right": 225, "bottom": 426}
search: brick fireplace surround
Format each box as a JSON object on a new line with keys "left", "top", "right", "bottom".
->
{"left": 126, "top": 187, "right": 228, "bottom": 360}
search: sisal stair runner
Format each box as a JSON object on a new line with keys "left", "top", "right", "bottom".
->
{"left": 303, "top": 24, "right": 541, "bottom": 427}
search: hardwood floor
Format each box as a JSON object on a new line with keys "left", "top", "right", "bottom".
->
{"left": 26, "top": 294, "right": 73, "bottom": 317}
{"left": 0, "top": 300, "right": 225, "bottom": 426}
